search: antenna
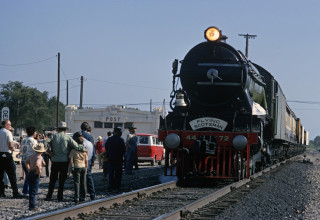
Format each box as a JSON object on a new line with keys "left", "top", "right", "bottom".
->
{"left": 238, "top": 33, "right": 257, "bottom": 58}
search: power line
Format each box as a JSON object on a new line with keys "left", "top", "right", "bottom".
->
{"left": 287, "top": 100, "right": 320, "bottom": 105}
{"left": 86, "top": 78, "right": 167, "bottom": 91}
{"left": 0, "top": 55, "right": 57, "bottom": 66}
{"left": 60, "top": 66, "right": 79, "bottom": 86}
{"left": 71, "top": 102, "right": 165, "bottom": 106}
{"left": 25, "top": 78, "right": 79, "bottom": 86}
{"left": 294, "top": 109, "right": 320, "bottom": 110}
{"left": 48, "top": 84, "right": 80, "bottom": 94}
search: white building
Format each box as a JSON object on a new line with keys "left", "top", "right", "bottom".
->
{"left": 65, "top": 105, "right": 162, "bottom": 141}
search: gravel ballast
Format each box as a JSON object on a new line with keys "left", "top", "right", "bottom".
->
{"left": 2, "top": 149, "right": 320, "bottom": 219}
{"left": 0, "top": 163, "right": 165, "bottom": 219}
{"left": 215, "top": 149, "right": 320, "bottom": 220}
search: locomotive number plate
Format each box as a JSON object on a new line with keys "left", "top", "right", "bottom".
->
{"left": 219, "top": 136, "right": 230, "bottom": 142}
{"left": 186, "top": 135, "right": 197, "bottom": 140}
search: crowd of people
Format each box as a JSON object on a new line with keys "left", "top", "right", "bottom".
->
{"left": 0, "top": 119, "right": 139, "bottom": 212}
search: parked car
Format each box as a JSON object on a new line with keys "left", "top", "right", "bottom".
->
{"left": 137, "top": 133, "right": 164, "bottom": 166}
{"left": 12, "top": 138, "right": 21, "bottom": 164}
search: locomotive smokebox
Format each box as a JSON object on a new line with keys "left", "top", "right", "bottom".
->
{"left": 179, "top": 41, "right": 247, "bottom": 108}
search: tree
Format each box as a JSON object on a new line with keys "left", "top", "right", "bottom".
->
{"left": 312, "top": 136, "right": 320, "bottom": 146}
{"left": 0, "top": 81, "right": 65, "bottom": 133}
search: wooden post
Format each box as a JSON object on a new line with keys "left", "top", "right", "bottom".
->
{"left": 56, "top": 52, "right": 60, "bottom": 127}
{"left": 80, "top": 76, "right": 83, "bottom": 109}
{"left": 66, "top": 80, "right": 69, "bottom": 105}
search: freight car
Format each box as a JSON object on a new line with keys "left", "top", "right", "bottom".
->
{"left": 158, "top": 26, "right": 307, "bottom": 180}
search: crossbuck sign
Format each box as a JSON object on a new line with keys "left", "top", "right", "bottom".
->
{"left": 1, "top": 107, "right": 10, "bottom": 121}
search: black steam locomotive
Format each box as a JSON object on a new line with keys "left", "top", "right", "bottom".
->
{"left": 158, "top": 27, "right": 307, "bottom": 180}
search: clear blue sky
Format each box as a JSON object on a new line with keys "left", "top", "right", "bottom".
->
{"left": 1, "top": 0, "right": 319, "bottom": 139}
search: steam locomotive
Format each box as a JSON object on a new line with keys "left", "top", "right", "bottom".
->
{"left": 158, "top": 27, "right": 308, "bottom": 180}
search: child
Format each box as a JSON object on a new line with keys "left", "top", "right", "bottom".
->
{"left": 70, "top": 132, "right": 88, "bottom": 203}
{"left": 25, "top": 143, "right": 46, "bottom": 211}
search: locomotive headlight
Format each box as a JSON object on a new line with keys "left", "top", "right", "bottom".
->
{"left": 205, "top": 27, "right": 221, "bottom": 41}
{"left": 232, "top": 135, "right": 247, "bottom": 150}
{"left": 165, "top": 133, "right": 180, "bottom": 149}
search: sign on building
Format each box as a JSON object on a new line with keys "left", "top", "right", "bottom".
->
{"left": 1, "top": 107, "right": 10, "bottom": 121}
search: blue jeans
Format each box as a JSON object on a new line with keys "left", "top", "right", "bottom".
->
{"left": 87, "top": 160, "right": 95, "bottom": 199}
{"left": 3, "top": 172, "right": 9, "bottom": 185}
{"left": 125, "top": 147, "right": 137, "bottom": 174}
{"left": 73, "top": 167, "right": 87, "bottom": 201}
{"left": 28, "top": 171, "right": 39, "bottom": 210}
{"left": 22, "top": 161, "right": 29, "bottom": 194}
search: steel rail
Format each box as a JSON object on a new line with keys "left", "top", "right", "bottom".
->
{"left": 154, "top": 157, "right": 297, "bottom": 220}
{"left": 24, "top": 181, "right": 177, "bottom": 220}
{"left": 25, "top": 155, "right": 300, "bottom": 220}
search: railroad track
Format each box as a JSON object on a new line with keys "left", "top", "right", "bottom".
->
{"left": 25, "top": 156, "right": 300, "bottom": 220}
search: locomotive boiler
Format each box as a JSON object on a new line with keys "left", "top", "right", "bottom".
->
{"left": 158, "top": 27, "right": 307, "bottom": 180}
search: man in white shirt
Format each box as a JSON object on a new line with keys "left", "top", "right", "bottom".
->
{"left": 0, "top": 120, "right": 21, "bottom": 198}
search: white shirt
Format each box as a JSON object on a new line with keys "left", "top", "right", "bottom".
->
{"left": 83, "top": 139, "right": 94, "bottom": 161}
{"left": 20, "top": 136, "right": 37, "bottom": 161}
{"left": 0, "top": 128, "right": 13, "bottom": 152}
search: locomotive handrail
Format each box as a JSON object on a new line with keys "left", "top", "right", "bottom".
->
{"left": 197, "top": 82, "right": 242, "bottom": 86}
{"left": 198, "top": 63, "right": 244, "bottom": 67}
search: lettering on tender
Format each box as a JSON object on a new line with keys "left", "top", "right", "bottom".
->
{"left": 189, "top": 117, "right": 228, "bottom": 131}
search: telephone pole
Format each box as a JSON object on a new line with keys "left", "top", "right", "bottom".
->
{"left": 66, "top": 80, "right": 69, "bottom": 105}
{"left": 80, "top": 76, "right": 83, "bottom": 109}
{"left": 238, "top": 33, "right": 257, "bottom": 58}
{"left": 56, "top": 52, "right": 60, "bottom": 127}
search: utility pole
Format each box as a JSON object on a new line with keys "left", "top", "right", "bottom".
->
{"left": 150, "top": 99, "right": 152, "bottom": 112}
{"left": 238, "top": 33, "right": 257, "bottom": 58}
{"left": 56, "top": 52, "right": 60, "bottom": 127}
{"left": 66, "top": 80, "right": 69, "bottom": 105}
{"left": 80, "top": 76, "right": 83, "bottom": 109}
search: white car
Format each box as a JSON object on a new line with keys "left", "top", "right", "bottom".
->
{"left": 12, "top": 140, "right": 21, "bottom": 164}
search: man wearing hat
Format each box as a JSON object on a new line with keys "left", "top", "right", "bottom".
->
{"left": 105, "top": 127, "right": 126, "bottom": 192}
{"left": 25, "top": 143, "right": 46, "bottom": 211}
{"left": 45, "top": 121, "right": 86, "bottom": 202}
{"left": 125, "top": 126, "right": 138, "bottom": 174}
